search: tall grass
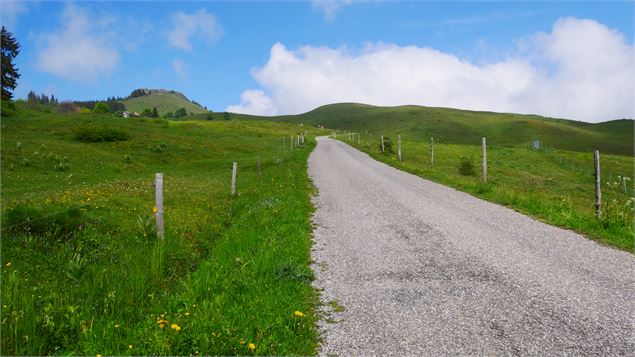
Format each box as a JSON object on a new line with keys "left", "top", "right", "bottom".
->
{"left": 1, "top": 105, "right": 325, "bottom": 355}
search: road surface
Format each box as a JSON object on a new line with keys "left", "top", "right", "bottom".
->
{"left": 308, "top": 137, "right": 634, "bottom": 356}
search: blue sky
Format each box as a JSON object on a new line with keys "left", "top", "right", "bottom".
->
{"left": 2, "top": 1, "right": 634, "bottom": 122}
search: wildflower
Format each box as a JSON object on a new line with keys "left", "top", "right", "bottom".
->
{"left": 248, "top": 343, "right": 256, "bottom": 352}
{"left": 152, "top": 207, "right": 158, "bottom": 214}
{"left": 294, "top": 310, "right": 304, "bottom": 317}
{"left": 128, "top": 345, "right": 133, "bottom": 349}
{"left": 240, "top": 340, "right": 245, "bottom": 345}
{"left": 171, "top": 323, "right": 181, "bottom": 332}
{"left": 97, "top": 354, "right": 102, "bottom": 357}
{"left": 114, "top": 324, "right": 120, "bottom": 328}
{"left": 5, "top": 262, "right": 11, "bottom": 267}
{"left": 159, "top": 323, "right": 165, "bottom": 329}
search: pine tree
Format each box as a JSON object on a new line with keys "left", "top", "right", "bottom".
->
{"left": 27, "top": 90, "right": 37, "bottom": 103}
{"left": 1, "top": 26, "right": 20, "bottom": 101}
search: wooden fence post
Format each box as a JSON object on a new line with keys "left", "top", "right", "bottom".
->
{"left": 231, "top": 162, "right": 237, "bottom": 196}
{"left": 398, "top": 134, "right": 402, "bottom": 161}
{"left": 594, "top": 150, "right": 601, "bottom": 218}
{"left": 430, "top": 137, "right": 434, "bottom": 166}
{"left": 381, "top": 135, "right": 385, "bottom": 153}
{"left": 482, "top": 137, "right": 487, "bottom": 183}
{"left": 154, "top": 173, "right": 164, "bottom": 240}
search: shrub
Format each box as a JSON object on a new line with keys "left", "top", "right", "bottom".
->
{"left": 92, "top": 102, "right": 110, "bottom": 113}
{"left": 74, "top": 126, "right": 129, "bottom": 142}
{"left": 458, "top": 158, "right": 476, "bottom": 176}
{"left": 378, "top": 136, "right": 394, "bottom": 154}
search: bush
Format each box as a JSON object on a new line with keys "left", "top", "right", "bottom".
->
{"left": 92, "top": 102, "right": 110, "bottom": 113}
{"left": 74, "top": 126, "right": 129, "bottom": 142}
{"left": 379, "top": 136, "right": 394, "bottom": 154}
{"left": 3, "top": 205, "right": 84, "bottom": 239}
{"left": 458, "top": 158, "right": 476, "bottom": 176}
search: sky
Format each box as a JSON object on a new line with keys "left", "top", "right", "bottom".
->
{"left": 1, "top": 0, "right": 633, "bottom": 122}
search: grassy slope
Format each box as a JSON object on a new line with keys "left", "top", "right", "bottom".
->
{"left": 273, "top": 103, "right": 634, "bottom": 156}
{"left": 1, "top": 106, "right": 323, "bottom": 355}
{"left": 122, "top": 92, "right": 207, "bottom": 116}
{"left": 337, "top": 134, "right": 634, "bottom": 251}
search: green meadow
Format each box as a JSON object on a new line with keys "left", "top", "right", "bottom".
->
{"left": 1, "top": 104, "right": 324, "bottom": 355}
{"left": 337, "top": 132, "right": 634, "bottom": 251}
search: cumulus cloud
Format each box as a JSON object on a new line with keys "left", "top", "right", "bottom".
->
{"left": 226, "top": 89, "right": 277, "bottom": 116}
{"left": 36, "top": 4, "right": 120, "bottom": 82}
{"left": 168, "top": 9, "right": 223, "bottom": 51}
{"left": 227, "top": 17, "right": 633, "bottom": 122}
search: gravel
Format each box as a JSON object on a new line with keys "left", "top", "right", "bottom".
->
{"left": 308, "top": 137, "right": 635, "bottom": 356}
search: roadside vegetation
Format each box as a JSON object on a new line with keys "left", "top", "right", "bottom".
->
{"left": 337, "top": 133, "right": 634, "bottom": 251}
{"left": 1, "top": 103, "right": 324, "bottom": 355}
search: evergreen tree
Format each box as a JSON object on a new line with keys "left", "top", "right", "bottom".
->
{"left": 151, "top": 106, "right": 159, "bottom": 118}
{"left": 1, "top": 26, "right": 20, "bottom": 101}
{"left": 27, "top": 90, "right": 37, "bottom": 103}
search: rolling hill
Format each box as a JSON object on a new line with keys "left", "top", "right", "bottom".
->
{"left": 269, "top": 103, "right": 634, "bottom": 156}
{"left": 121, "top": 88, "right": 207, "bottom": 115}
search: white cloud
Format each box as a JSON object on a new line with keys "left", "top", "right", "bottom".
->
{"left": 226, "top": 89, "right": 277, "bottom": 116}
{"left": 168, "top": 9, "right": 223, "bottom": 51}
{"left": 228, "top": 18, "right": 633, "bottom": 122}
{"left": 1, "top": 0, "right": 29, "bottom": 29}
{"left": 36, "top": 4, "right": 120, "bottom": 82}
{"left": 172, "top": 59, "right": 188, "bottom": 80}
{"left": 311, "top": 0, "right": 354, "bottom": 21}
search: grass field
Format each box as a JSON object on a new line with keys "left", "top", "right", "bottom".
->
{"left": 273, "top": 103, "right": 634, "bottom": 156}
{"left": 122, "top": 91, "right": 207, "bottom": 116}
{"left": 1, "top": 105, "right": 324, "bottom": 355}
{"left": 336, "top": 132, "right": 634, "bottom": 251}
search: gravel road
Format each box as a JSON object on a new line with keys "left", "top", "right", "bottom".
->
{"left": 308, "top": 137, "right": 634, "bottom": 356}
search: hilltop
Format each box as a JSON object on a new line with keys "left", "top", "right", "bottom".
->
{"left": 121, "top": 88, "right": 207, "bottom": 116}
{"left": 268, "top": 103, "right": 634, "bottom": 156}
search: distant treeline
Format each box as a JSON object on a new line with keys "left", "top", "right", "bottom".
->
{"left": 26, "top": 90, "right": 126, "bottom": 113}
{"left": 73, "top": 99, "right": 126, "bottom": 112}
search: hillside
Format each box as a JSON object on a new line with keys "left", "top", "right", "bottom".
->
{"left": 121, "top": 88, "right": 207, "bottom": 115}
{"left": 272, "top": 103, "right": 634, "bottom": 156}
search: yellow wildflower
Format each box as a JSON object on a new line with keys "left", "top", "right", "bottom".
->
{"left": 97, "top": 354, "right": 102, "bottom": 357}
{"left": 159, "top": 324, "right": 165, "bottom": 329}
{"left": 128, "top": 345, "right": 133, "bottom": 349}
{"left": 152, "top": 207, "right": 158, "bottom": 213}
{"left": 5, "top": 262, "right": 11, "bottom": 267}
{"left": 114, "top": 324, "right": 120, "bottom": 328}
{"left": 294, "top": 310, "right": 304, "bottom": 317}
{"left": 248, "top": 343, "right": 256, "bottom": 352}
{"left": 240, "top": 340, "right": 245, "bottom": 345}
{"left": 171, "top": 323, "right": 181, "bottom": 332}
